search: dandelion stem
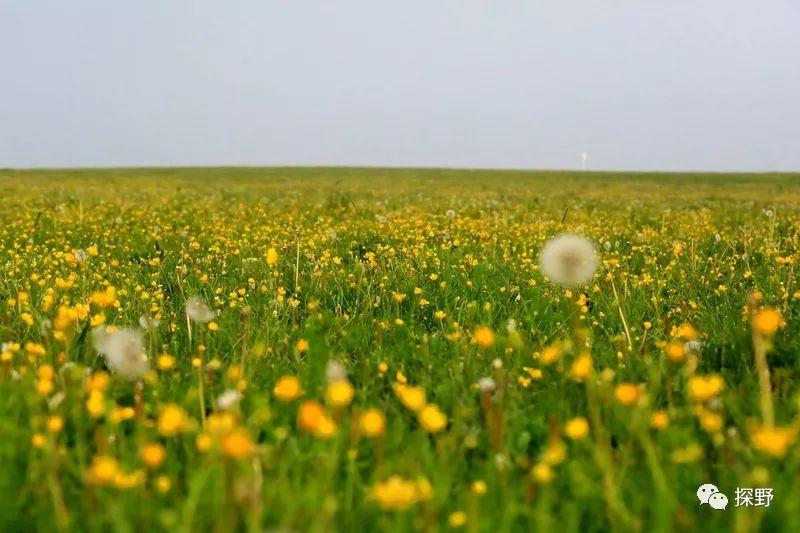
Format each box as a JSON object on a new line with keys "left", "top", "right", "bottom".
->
{"left": 748, "top": 296, "right": 775, "bottom": 426}
{"left": 610, "top": 275, "right": 633, "bottom": 351}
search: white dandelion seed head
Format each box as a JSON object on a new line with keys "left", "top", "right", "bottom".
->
{"left": 48, "top": 391, "right": 66, "bottom": 409}
{"left": 216, "top": 389, "right": 242, "bottom": 410}
{"left": 478, "top": 377, "right": 496, "bottom": 393}
{"left": 186, "top": 296, "right": 215, "bottom": 323}
{"left": 74, "top": 249, "right": 88, "bottom": 263}
{"left": 325, "top": 360, "right": 348, "bottom": 383}
{"left": 492, "top": 358, "right": 503, "bottom": 369}
{"left": 92, "top": 327, "right": 149, "bottom": 381}
{"left": 684, "top": 340, "right": 703, "bottom": 355}
{"left": 139, "top": 314, "right": 160, "bottom": 330}
{"left": 446, "top": 209, "right": 456, "bottom": 219}
{"left": 539, "top": 234, "right": 599, "bottom": 288}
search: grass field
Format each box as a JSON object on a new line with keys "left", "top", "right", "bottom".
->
{"left": 1, "top": 167, "right": 799, "bottom": 532}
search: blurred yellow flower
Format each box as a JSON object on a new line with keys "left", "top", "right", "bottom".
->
{"left": 472, "top": 326, "right": 495, "bottom": 349}
{"left": 564, "top": 417, "right": 589, "bottom": 440}
{"left": 687, "top": 375, "right": 724, "bottom": 402}
{"left": 273, "top": 375, "right": 302, "bottom": 402}
{"left": 419, "top": 404, "right": 447, "bottom": 433}
{"left": 753, "top": 308, "right": 781, "bottom": 335}
{"left": 360, "top": 408, "right": 386, "bottom": 438}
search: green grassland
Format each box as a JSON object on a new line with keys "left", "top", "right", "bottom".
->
{"left": 0, "top": 167, "right": 799, "bottom": 532}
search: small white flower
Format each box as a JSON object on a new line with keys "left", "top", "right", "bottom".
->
{"left": 216, "top": 390, "right": 242, "bottom": 410}
{"left": 539, "top": 234, "right": 598, "bottom": 287}
{"left": 139, "top": 314, "right": 160, "bottom": 330}
{"left": 186, "top": 297, "right": 215, "bottom": 323}
{"left": 74, "top": 249, "right": 88, "bottom": 263}
{"left": 492, "top": 358, "right": 503, "bottom": 369}
{"left": 93, "top": 327, "right": 149, "bottom": 381}
{"left": 445, "top": 209, "right": 456, "bottom": 218}
{"left": 478, "top": 377, "right": 496, "bottom": 393}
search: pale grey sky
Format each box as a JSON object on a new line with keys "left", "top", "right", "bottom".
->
{"left": 1, "top": 1, "right": 799, "bottom": 171}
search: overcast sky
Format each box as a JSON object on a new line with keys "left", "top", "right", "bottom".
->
{"left": 1, "top": 1, "right": 799, "bottom": 171}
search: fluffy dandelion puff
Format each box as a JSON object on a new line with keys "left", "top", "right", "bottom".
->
{"left": 478, "top": 377, "right": 496, "bottom": 393}
{"left": 186, "top": 296, "right": 215, "bottom": 323}
{"left": 216, "top": 390, "right": 242, "bottom": 410}
{"left": 93, "top": 327, "right": 149, "bottom": 381}
{"left": 446, "top": 209, "right": 456, "bottom": 218}
{"left": 539, "top": 234, "right": 598, "bottom": 287}
{"left": 325, "top": 360, "right": 348, "bottom": 383}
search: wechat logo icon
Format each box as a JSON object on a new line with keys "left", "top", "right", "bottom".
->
{"left": 697, "top": 483, "right": 728, "bottom": 510}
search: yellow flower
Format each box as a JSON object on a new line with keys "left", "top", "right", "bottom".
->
{"left": 207, "top": 321, "right": 219, "bottom": 332}
{"left": 564, "top": 417, "right": 589, "bottom": 440}
{"left": 540, "top": 342, "right": 562, "bottom": 365}
{"left": 90, "top": 286, "right": 117, "bottom": 308}
{"left": 155, "top": 475, "right": 171, "bottom": 493}
{"left": 273, "top": 375, "right": 302, "bottom": 402}
{"left": 196, "top": 433, "right": 213, "bottom": 452}
{"left": 222, "top": 429, "right": 254, "bottom": 459}
{"left": 360, "top": 409, "right": 386, "bottom": 438}
{"left": 295, "top": 339, "right": 310, "bottom": 354}
{"left": 140, "top": 443, "right": 166, "bottom": 468}
{"left": 419, "top": 404, "right": 447, "bottom": 433}
{"left": 665, "top": 342, "right": 685, "bottom": 362}
{"left": 314, "top": 415, "right": 338, "bottom": 439}
{"left": 266, "top": 247, "right": 279, "bottom": 266}
{"left": 531, "top": 462, "right": 553, "bottom": 484}
{"left": 371, "top": 476, "right": 431, "bottom": 511}
{"left": 614, "top": 383, "right": 639, "bottom": 405}
{"left": 434, "top": 310, "right": 447, "bottom": 320}
{"left": 46, "top": 416, "right": 63, "bottom": 433}
{"left": 698, "top": 411, "right": 723, "bottom": 433}
{"left": 753, "top": 308, "right": 781, "bottom": 335}
{"left": 471, "top": 480, "right": 487, "bottom": 495}
{"left": 88, "top": 455, "right": 119, "bottom": 486}
{"left": 157, "top": 404, "right": 190, "bottom": 436}
{"left": 650, "top": 410, "right": 669, "bottom": 429}
{"left": 86, "top": 390, "right": 106, "bottom": 417}
{"left": 156, "top": 354, "right": 175, "bottom": 371}
{"left": 325, "top": 380, "right": 355, "bottom": 408}
{"left": 687, "top": 375, "right": 724, "bottom": 402}
{"left": 298, "top": 400, "right": 326, "bottom": 433}
{"left": 32, "top": 433, "right": 46, "bottom": 448}
{"left": 569, "top": 355, "right": 592, "bottom": 380}
{"left": 448, "top": 511, "right": 467, "bottom": 527}
{"left": 752, "top": 426, "right": 797, "bottom": 458}
{"left": 472, "top": 326, "right": 495, "bottom": 349}
{"left": 393, "top": 384, "right": 426, "bottom": 412}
